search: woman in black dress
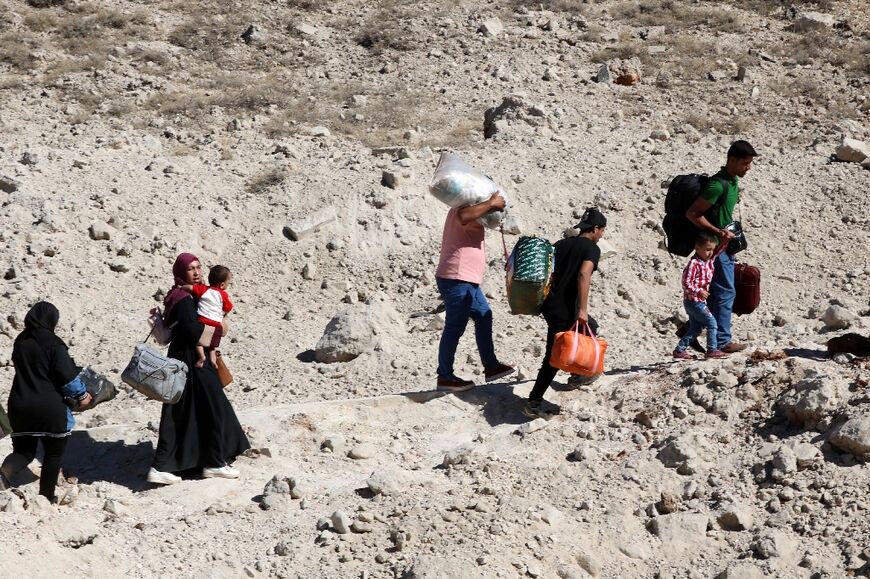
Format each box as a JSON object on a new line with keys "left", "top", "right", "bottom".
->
{"left": 147, "top": 252, "right": 250, "bottom": 484}
{"left": 0, "top": 302, "right": 92, "bottom": 501}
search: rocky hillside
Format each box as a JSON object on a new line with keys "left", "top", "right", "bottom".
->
{"left": 0, "top": 0, "right": 868, "bottom": 577}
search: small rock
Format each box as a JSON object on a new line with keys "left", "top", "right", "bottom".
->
{"left": 716, "top": 562, "right": 765, "bottom": 579}
{"left": 823, "top": 304, "right": 858, "bottom": 329}
{"left": 240, "top": 24, "right": 267, "bottom": 46}
{"left": 331, "top": 511, "right": 351, "bottom": 534}
{"left": 306, "top": 126, "right": 331, "bottom": 138}
{"left": 389, "top": 527, "right": 409, "bottom": 551}
{"left": 829, "top": 413, "right": 870, "bottom": 461}
{"left": 775, "top": 371, "right": 846, "bottom": 430}
{"left": 351, "top": 521, "right": 372, "bottom": 533}
{"left": 109, "top": 262, "right": 129, "bottom": 273}
{"left": 366, "top": 471, "right": 400, "bottom": 496}
{"left": 792, "top": 442, "right": 820, "bottom": 468}
{"left": 89, "top": 222, "right": 112, "bottom": 241}
{"left": 0, "top": 175, "right": 21, "bottom": 193}
{"left": 793, "top": 11, "right": 835, "bottom": 32}
{"left": 648, "top": 513, "right": 709, "bottom": 556}
{"left": 610, "top": 57, "right": 642, "bottom": 86}
{"left": 835, "top": 137, "right": 870, "bottom": 163}
{"left": 574, "top": 552, "right": 601, "bottom": 577}
{"left": 381, "top": 170, "right": 400, "bottom": 189}
{"left": 771, "top": 447, "right": 797, "bottom": 481}
{"left": 294, "top": 23, "right": 318, "bottom": 37}
{"left": 479, "top": 17, "right": 504, "bottom": 37}
{"left": 593, "top": 64, "right": 611, "bottom": 84}
{"left": 515, "top": 418, "right": 549, "bottom": 436}
{"left": 320, "top": 435, "right": 345, "bottom": 453}
{"left": 649, "top": 129, "right": 670, "bottom": 141}
{"left": 348, "top": 443, "right": 377, "bottom": 460}
{"left": 283, "top": 206, "right": 337, "bottom": 241}
{"left": 656, "top": 492, "right": 680, "bottom": 514}
{"left": 717, "top": 503, "right": 754, "bottom": 531}
{"left": 442, "top": 445, "right": 474, "bottom": 467}
{"left": 103, "top": 499, "right": 125, "bottom": 516}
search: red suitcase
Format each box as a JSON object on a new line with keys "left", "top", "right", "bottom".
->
{"left": 733, "top": 263, "right": 760, "bottom": 316}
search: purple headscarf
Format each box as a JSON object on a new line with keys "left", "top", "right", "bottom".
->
{"left": 163, "top": 252, "right": 200, "bottom": 317}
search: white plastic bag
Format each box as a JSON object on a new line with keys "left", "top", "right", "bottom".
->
{"left": 429, "top": 152, "right": 520, "bottom": 233}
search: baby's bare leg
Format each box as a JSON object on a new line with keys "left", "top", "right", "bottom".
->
{"left": 195, "top": 345, "right": 206, "bottom": 368}
{"left": 209, "top": 348, "right": 218, "bottom": 367}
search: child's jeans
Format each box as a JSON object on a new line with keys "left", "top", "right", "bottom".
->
{"left": 677, "top": 300, "right": 718, "bottom": 352}
{"left": 61, "top": 372, "right": 88, "bottom": 430}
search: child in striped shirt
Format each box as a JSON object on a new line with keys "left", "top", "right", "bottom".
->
{"left": 674, "top": 232, "right": 729, "bottom": 360}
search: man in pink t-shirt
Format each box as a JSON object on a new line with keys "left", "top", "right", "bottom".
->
{"left": 435, "top": 191, "right": 515, "bottom": 392}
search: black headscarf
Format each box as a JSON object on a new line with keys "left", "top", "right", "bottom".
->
{"left": 24, "top": 301, "right": 60, "bottom": 333}
{"left": 15, "top": 301, "right": 62, "bottom": 355}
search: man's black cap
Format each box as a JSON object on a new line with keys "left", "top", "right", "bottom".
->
{"left": 727, "top": 140, "right": 759, "bottom": 158}
{"left": 575, "top": 207, "right": 607, "bottom": 230}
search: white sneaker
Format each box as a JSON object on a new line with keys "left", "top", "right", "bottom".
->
{"left": 147, "top": 467, "right": 181, "bottom": 485}
{"left": 202, "top": 465, "right": 239, "bottom": 479}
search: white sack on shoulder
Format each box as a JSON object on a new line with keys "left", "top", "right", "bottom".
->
{"left": 429, "top": 152, "right": 519, "bottom": 233}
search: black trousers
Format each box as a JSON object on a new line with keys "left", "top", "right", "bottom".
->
{"left": 11, "top": 435, "right": 68, "bottom": 500}
{"left": 529, "top": 316, "right": 599, "bottom": 402}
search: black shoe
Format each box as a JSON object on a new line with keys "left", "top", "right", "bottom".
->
{"left": 567, "top": 373, "right": 601, "bottom": 388}
{"left": 436, "top": 376, "right": 475, "bottom": 393}
{"left": 522, "top": 399, "right": 558, "bottom": 419}
{"left": 484, "top": 363, "right": 515, "bottom": 383}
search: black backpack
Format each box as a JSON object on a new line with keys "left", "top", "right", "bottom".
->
{"left": 662, "top": 174, "right": 728, "bottom": 257}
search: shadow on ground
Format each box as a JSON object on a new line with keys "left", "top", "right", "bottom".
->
{"left": 396, "top": 379, "right": 532, "bottom": 428}
{"left": 64, "top": 432, "right": 154, "bottom": 492}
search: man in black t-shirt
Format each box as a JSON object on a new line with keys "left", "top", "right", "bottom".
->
{"left": 524, "top": 208, "right": 606, "bottom": 419}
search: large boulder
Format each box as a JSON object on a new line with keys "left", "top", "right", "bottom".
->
{"left": 835, "top": 137, "right": 870, "bottom": 163}
{"left": 648, "top": 513, "right": 709, "bottom": 557}
{"left": 793, "top": 11, "right": 835, "bottom": 32}
{"left": 483, "top": 94, "right": 548, "bottom": 139}
{"left": 829, "top": 413, "right": 870, "bottom": 460}
{"left": 822, "top": 305, "right": 858, "bottom": 329}
{"left": 314, "top": 293, "right": 404, "bottom": 363}
{"left": 656, "top": 433, "right": 709, "bottom": 474}
{"left": 775, "top": 371, "right": 847, "bottom": 430}
{"left": 610, "top": 57, "right": 642, "bottom": 86}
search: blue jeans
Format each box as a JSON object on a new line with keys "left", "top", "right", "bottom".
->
{"left": 677, "top": 300, "right": 718, "bottom": 351}
{"left": 708, "top": 252, "right": 735, "bottom": 349}
{"left": 436, "top": 277, "right": 498, "bottom": 378}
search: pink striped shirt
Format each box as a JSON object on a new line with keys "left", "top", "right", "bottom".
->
{"left": 681, "top": 244, "right": 726, "bottom": 301}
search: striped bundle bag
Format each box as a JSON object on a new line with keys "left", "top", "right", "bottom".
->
{"left": 506, "top": 236, "right": 554, "bottom": 315}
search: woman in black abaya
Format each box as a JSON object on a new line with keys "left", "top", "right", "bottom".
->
{"left": 147, "top": 253, "right": 249, "bottom": 484}
{"left": 1, "top": 302, "right": 92, "bottom": 501}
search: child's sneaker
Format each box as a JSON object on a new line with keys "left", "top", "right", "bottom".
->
{"left": 705, "top": 350, "right": 730, "bottom": 359}
{"left": 672, "top": 349, "right": 694, "bottom": 360}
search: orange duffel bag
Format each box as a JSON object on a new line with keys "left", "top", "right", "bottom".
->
{"left": 549, "top": 322, "right": 607, "bottom": 377}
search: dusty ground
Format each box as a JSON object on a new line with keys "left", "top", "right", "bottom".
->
{"left": 0, "top": 0, "right": 868, "bottom": 577}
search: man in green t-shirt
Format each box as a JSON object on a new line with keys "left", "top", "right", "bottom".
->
{"left": 685, "top": 140, "right": 758, "bottom": 353}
